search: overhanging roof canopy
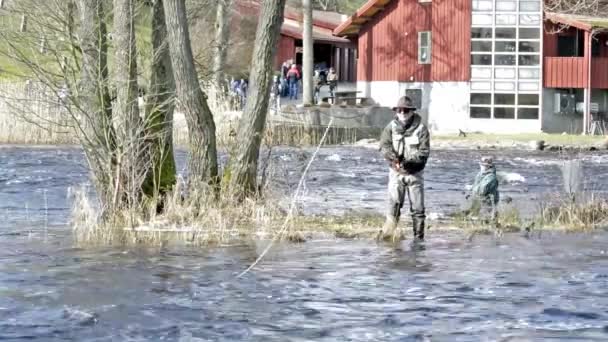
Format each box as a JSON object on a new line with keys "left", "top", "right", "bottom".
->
{"left": 546, "top": 12, "right": 608, "bottom": 31}
{"left": 333, "top": 0, "right": 393, "bottom": 37}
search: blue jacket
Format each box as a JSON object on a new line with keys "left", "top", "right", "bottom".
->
{"left": 472, "top": 167, "right": 499, "bottom": 204}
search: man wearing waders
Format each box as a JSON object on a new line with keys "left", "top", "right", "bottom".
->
{"left": 379, "top": 96, "right": 430, "bottom": 242}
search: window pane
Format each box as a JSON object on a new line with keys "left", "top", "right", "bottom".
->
{"left": 519, "top": 68, "right": 540, "bottom": 79}
{"left": 419, "top": 47, "right": 430, "bottom": 63}
{"left": 472, "top": 54, "right": 492, "bottom": 65}
{"left": 520, "top": 14, "right": 541, "bottom": 25}
{"left": 496, "top": 1, "right": 516, "bottom": 11}
{"left": 495, "top": 94, "right": 515, "bottom": 105}
{"left": 519, "top": 82, "right": 539, "bottom": 91}
{"left": 518, "top": 108, "right": 539, "bottom": 119}
{"left": 472, "top": 41, "right": 492, "bottom": 52}
{"left": 472, "top": 0, "right": 493, "bottom": 11}
{"left": 519, "top": 94, "right": 539, "bottom": 105}
{"left": 472, "top": 67, "right": 492, "bottom": 78}
{"left": 471, "top": 81, "right": 491, "bottom": 90}
{"left": 519, "top": 55, "right": 540, "bottom": 66}
{"left": 472, "top": 27, "right": 493, "bottom": 39}
{"left": 520, "top": 1, "right": 541, "bottom": 11}
{"left": 495, "top": 41, "right": 516, "bottom": 52}
{"left": 494, "top": 107, "right": 515, "bottom": 119}
{"left": 471, "top": 93, "right": 491, "bottom": 105}
{"left": 496, "top": 55, "right": 516, "bottom": 65}
{"left": 496, "top": 14, "right": 517, "bottom": 25}
{"left": 420, "top": 32, "right": 429, "bottom": 46}
{"left": 473, "top": 14, "right": 492, "bottom": 25}
{"left": 471, "top": 106, "right": 491, "bottom": 118}
{"left": 519, "top": 41, "right": 540, "bottom": 53}
{"left": 495, "top": 28, "right": 516, "bottom": 39}
{"left": 495, "top": 82, "right": 515, "bottom": 91}
{"left": 495, "top": 67, "right": 515, "bottom": 78}
{"left": 519, "top": 28, "right": 540, "bottom": 39}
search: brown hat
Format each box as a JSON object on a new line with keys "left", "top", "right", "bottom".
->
{"left": 392, "top": 96, "right": 417, "bottom": 111}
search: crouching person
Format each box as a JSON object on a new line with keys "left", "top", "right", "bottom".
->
{"left": 378, "top": 96, "right": 430, "bottom": 242}
{"left": 469, "top": 157, "right": 500, "bottom": 226}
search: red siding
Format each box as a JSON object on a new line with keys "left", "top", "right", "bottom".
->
{"left": 431, "top": 0, "right": 470, "bottom": 81}
{"left": 591, "top": 58, "right": 608, "bottom": 89}
{"left": 356, "top": 0, "right": 470, "bottom": 82}
{"left": 544, "top": 57, "right": 588, "bottom": 88}
{"left": 275, "top": 35, "right": 295, "bottom": 70}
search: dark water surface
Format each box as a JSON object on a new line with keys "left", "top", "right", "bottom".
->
{"left": 1, "top": 146, "right": 608, "bottom": 341}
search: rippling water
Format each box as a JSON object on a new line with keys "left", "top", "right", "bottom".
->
{"left": 1, "top": 146, "right": 608, "bottom": 341}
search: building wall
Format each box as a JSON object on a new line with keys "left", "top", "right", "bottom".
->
{"left": 358, "top": 80, "right": 547, "bottom": 133}
{"left": 431, "top": 0, "right": 471, "bottom": 81}
{"left": 357, "top": 0, "right": 470, "bottom": 83}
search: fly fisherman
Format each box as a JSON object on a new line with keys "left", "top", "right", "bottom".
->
{"left": 378, "top": 96, "right": 430, "bottom": 242}
{"left": 467, "top": 156, "right": 500, "bottom": 225}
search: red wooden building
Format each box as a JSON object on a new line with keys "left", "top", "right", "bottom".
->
{"left": 234, "top": 0, "right": 356, "bottom": 82}
{"left": 334, "top": 0, "right": 608, "bottom": 134}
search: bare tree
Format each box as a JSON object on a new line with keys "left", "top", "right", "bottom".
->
{"left": 112, "top": 0, "right": 146, "bottom": 207}
{"left": 212, "top": 0, "right": 232, "bottom": 92}
{"left": 163, "top": 0, "right": 219, "bottom": 190}
{"left": 228, "top": 0, "right": 287, "bottom": 197}
{"left": 142, "top": 0, "right": 177, "bottom": 201}
{"left": 302, "top": 0, "right": 314, "bottom": 105}
{"left": 77, "top": 0, "right": 120, "bottom": 213}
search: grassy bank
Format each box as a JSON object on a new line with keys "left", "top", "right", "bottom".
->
{"left": 72, "top": 190, "right": 608, "bottom": 247}
{"left": 433, "top": 133, "right": 606, "bottom": 149}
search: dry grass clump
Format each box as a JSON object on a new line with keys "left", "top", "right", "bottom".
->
{"left": 538, "top": 195, "right": 608, "bottom": 231}
{"left": 71, "top": 180, "right": 290, "bottom": 246}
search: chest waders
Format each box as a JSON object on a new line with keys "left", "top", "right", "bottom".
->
{"left": 384, "top": 122, "right": 426, "bottom": 241}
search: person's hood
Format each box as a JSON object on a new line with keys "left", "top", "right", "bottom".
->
{"left": 393, "top": 113, "right": 422, "bottom": 135}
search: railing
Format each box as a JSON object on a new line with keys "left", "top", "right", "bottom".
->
{"left": 544, "top": 57, "right": 587, "bottom": 88}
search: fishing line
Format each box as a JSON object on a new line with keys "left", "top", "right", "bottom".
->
{"left": 237, "top": 118, "right": 334, "bottom": 278}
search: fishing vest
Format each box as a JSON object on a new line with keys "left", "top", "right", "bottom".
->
{"left": 391, "top": 120, "right": 425, "bottom": 160}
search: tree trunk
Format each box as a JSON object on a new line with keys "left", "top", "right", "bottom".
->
{"left": 142, "top": 0, "right": 177, "bottom": 201}
{"left": 163, "top": 0, "right": 219, "bottom": 190}
{"left": 228, "top": 0, "right": 287, "bottom": 197}
{"left": 113, "top": 0, "right": 143, "bottom": 206}
{"left": 212, "top": 0, "right": 232, "bottom": 93}
{"left": 77, "top": 0, "right": 117, "bottom": 212}
{"left": 302, "top": 0, "right": 314, "bottom": 105}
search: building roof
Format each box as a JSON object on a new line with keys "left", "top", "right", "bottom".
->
{"left": 546, "top": 12, "right": 608, "bottom": 31}
{"left": 333, "top": 0, "right": 393, "bottom": 37}
{"left": 281, "top": 19, "right": 351, "bottom": 43}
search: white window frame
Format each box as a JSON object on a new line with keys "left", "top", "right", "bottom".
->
{"left": 469, "top": 0, "right": 542, "bottom": 120}
{"left": 418, "top": 31, "right": 431, "bottom": 64}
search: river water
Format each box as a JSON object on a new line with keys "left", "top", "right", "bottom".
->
{"left": 1, "top": 146, "right": 608, "bottom": 341}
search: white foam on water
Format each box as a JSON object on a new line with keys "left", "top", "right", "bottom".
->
{"left": 325, "top": 154, "right": 342, "bottom": 162}
{"left": 513, "top": 157, "right": 561, "bottom": 166}
{"left": 497, "top": 171, "right": 526, "bottom": 184}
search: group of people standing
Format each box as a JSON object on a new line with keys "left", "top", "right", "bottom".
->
{"left": 271, "top": 59, "right": 339, "bottom": 106}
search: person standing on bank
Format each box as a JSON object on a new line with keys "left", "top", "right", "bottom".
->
{"left": 378, "top": 96, "right": 430, "bottom": 242}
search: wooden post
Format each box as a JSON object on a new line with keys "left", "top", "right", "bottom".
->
{"left": 583, "top": 30, "right": 593, "bottom": 135}
{"left": 20, "top": 15, "right": 27, "bottom": 32}
{"left": 39, "top": 36, "right": 47, "bottom": 54}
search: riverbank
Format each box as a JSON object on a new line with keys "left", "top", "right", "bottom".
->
{"left": 355, "top": 133, "right": 608, "bottom": 151}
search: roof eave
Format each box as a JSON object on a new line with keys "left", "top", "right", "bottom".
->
{"left": 333, "top": 0, "right": 392, "bottom": 37}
